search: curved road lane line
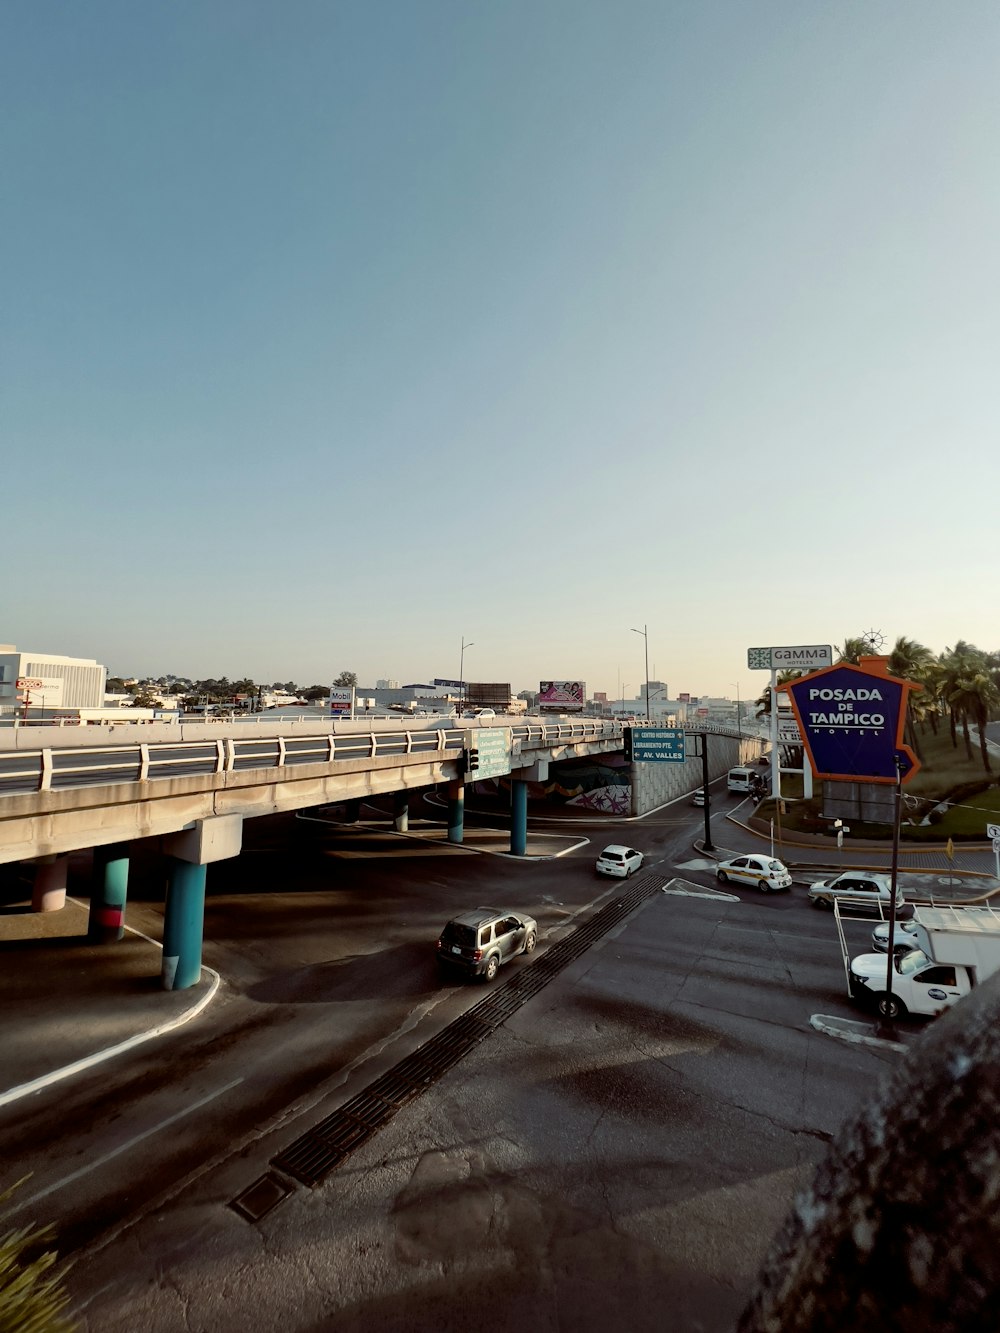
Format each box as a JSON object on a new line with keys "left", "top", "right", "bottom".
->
{"left": 0, "top": 901, "right": 223, "bottom": 1109}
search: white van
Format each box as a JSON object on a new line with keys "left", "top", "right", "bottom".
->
{"left": 727, "top": 767, "right": 756, "bottom": 794}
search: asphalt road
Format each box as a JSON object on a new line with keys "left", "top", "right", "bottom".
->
{"left": 1, "top": 787, "right": 912, "bottom": 1329}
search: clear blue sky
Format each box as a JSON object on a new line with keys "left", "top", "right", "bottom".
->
{"left": 5, "top": 2, "right": 998, "bottom": 697}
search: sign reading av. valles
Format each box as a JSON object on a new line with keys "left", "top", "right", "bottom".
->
{"left": 747, "top": 645, "right": 832, "bottom": 671}
{"left": 782, "top": 663, "right": 920, "bottom": 785}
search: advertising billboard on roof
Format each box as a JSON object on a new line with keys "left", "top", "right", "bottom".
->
{"left": 538, "top": 681, "right": 585, "bottom": 711}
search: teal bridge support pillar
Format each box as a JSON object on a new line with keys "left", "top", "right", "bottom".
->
{"left": 161, "top": 814, "right": 243, "bottom": 992}
{"left": 393, "top": 790, "right": 410, "bottom": 833}
{"left": 510, "top": 779, "right": 528, "bottom": 856}
{"left": 162, "top": 858, "right": 207, "bottom": 991}
{"left": 88, "top": 843, "right": 130, "bottom": 943}
{"left": 447, "top": 779, "right": 464, "bottom": 844}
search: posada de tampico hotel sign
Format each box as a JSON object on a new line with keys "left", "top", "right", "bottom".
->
{"left": 781, "top": 659, "right": 920, "bottom": 785}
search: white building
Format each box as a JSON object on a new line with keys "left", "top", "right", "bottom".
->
{"left": 0, "top": 645, "right": 107, "bottom": 718}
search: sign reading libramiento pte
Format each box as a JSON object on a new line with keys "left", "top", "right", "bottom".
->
{"left": 783, "top": 662, "right": 920, "bottom": 785}
{"left": 629, "top": 728, "right": 686, "bottom": 763}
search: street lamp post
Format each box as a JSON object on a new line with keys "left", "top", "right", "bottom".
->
{"left": 731, "top": 682, "right": 743, "bottom": 741}
{"left": 459, "top": 637, "right": 474, "bottom": 716}
{"left": 631, "top": 624, "right": 650, "bottom": 722}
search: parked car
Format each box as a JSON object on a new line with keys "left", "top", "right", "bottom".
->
{"left": 436, "top": 907, "right": 537, "bottom": 982}
{"left": 693, "top": 790, "right": 707, "bottom": 807}
{"left": 715, "top": 854, "right": 792, "bottom": 892}
{"left": 595, "top": 845, "right": 644, "bottom": 878}
{"left": 871, "top": 919, "right": 921, "bottom": 954}
{"left": 808, "top": 871, "right": 903, "bottom": 913}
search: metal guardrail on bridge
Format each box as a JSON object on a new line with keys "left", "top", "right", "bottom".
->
{"left": 0, "top": 720, "right": 624, "bottom": 798}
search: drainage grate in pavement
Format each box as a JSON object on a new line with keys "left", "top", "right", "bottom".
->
{"left": 229, "top": 1172, "right": 295, "bottom": 1222}
{"left": 266, "top": 871, "right": 666, "bottom": 1191}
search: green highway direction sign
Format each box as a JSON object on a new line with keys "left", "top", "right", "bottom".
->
{"left": 469, "top": 728, "right": 515, "bottom": 780}
{"left": 630, "top": 727, "right": 686, "bottom": 763}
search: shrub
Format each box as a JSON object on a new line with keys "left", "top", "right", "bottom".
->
{"left": 0, "top": 1183, "right": 75, "bottom": 1333}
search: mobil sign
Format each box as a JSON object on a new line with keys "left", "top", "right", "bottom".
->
{"left": 782, "top": 662, "right": 920, "bottom": 784}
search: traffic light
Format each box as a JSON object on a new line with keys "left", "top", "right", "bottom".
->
{"left": 622, "top": 728, "right": 632, "bottom": 762}
{"left": 464, "top": 747, "right": 479, "bottom": 774}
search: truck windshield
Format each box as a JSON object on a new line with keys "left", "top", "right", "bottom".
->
{"left": 897, "top": 949, "right": 930, "bottom": 975}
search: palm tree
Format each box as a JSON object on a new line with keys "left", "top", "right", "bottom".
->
{"left": 888, "top": 636, "right": 934, "bottom": 681}
{"left": 947, "top": 670, "right": 999, "bottom": 773}
{"left": 940, "top": 643, "right": 986, "bottom": 752}
{"left": 835, "top": 636, "right": 870, "bottom": 665}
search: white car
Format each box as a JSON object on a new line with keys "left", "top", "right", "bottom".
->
{"left": 595, "top": 845, "right": 644, "bottom": 878}
{"left": 693, "top": 790, "right": 707, "bottom": 807}
{"left": 871, "top": 919, "right": 920, "bottom": 954}
{"left": 716, "top": 854, "right": 792, "bottom": 892}
{"left": 808, "top": 872, "right": 903, "bottom": 913}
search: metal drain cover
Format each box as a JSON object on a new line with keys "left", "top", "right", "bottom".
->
{"left": 230, "top": 1172, "right": 295, "bottom": 1223}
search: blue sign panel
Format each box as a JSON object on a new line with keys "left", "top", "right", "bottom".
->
{"left": 630, "top": 728, "right": 686, "bottom": 763}
{"left": 785, "top": 665, "right": 919, "bottom": 784}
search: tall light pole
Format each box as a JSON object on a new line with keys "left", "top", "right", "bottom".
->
{"left": 731, "top": 681, "right": 743, "bottom": 740}
{"left": 631, "top": 625, "right": 650, "bottom": 722}
{"left": 459, "top": 637, "right": 474, "bottom": 716}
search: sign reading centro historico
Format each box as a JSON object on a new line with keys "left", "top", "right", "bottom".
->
{"left": 627, "top": 728, "right": 686, "bottom": 763}
{"left": 783, "top": 662, "right": 920, "bottom": 785}
{"left": 747, "top": 645, "right": 833, "bottom": 671}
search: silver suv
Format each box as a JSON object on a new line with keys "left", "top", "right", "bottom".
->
{"left": 436, "top": 907, "right": 538, "bottom": 982}
{"left": 808, "top": 871, "right": 903, "bottom": 913}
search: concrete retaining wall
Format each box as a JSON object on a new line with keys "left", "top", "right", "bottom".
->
{"left": 631, "top": 734, "right": 764, "bottom": 815}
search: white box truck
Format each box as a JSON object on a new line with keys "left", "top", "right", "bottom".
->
{"left": 850, "top": 905, "right": 1000, "bottom": 1020}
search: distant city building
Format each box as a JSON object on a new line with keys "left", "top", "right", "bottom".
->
{"left": 0, "top": 644, "right": 107, "bottom": 718}
{"left": 375, "top": 678, "right": 400, "bottom": 689}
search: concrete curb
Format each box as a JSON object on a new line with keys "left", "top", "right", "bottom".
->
{"left": 810, "top": 1012, "right": 908, "bottom": 1053}
{"left": 0, "top": 965, "right": 222, "bottom": 1109}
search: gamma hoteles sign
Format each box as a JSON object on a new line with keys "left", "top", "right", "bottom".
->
{"left": 781, "top": 659, "right": 921, "bottom": 785}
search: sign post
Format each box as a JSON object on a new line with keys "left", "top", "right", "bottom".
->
{"left": 747, "top": 645, "right": 833, "bottom": 800}
{"left": 989, "top": 824, "right": 1000, "bottom": 882}
{"left": 782, "top": 658, "right": 921, "bottom": 1038}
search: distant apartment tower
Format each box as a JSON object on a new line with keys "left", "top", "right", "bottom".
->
{"left": 0, "top": 644, "right": 107, "bottom": 716}
{"left": 376, "top": 678, "right": 400, "bottom": 689}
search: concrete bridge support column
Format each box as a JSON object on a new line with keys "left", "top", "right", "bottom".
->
{"left": 343, "top": 799, "right": 362, "bottom": 823}
{"left": 162, "top": 815, "right": 243, "bottom": 991}
{"left": 32, "top": 854, "right": 69, "bottom": 913}
{"left": 393, "top": 790, "right": 410, "bottom": 833}
{"left": 88, "top": 843, "right": 130, "bottom": 943}
{"left": 447, "top": 780, "right": 464, "bottom": 844}
{"left": 510, "top": 780, "right": 528, "bottom": 856}
{"left": 162, "top": 859, "right": 207, "bottom": 991}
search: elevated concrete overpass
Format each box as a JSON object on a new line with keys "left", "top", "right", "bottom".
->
{"left": 0, "top": 715, "right": 760, "bottom": 990}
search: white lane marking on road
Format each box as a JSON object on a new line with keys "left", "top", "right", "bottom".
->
{"left": 0, "top": 900, "right": 223, "bottom": 1109}
{"left": 14, "top": 1078, "right": 245, "bottom": 1211}
{"left": 660, "top": 879, "right": 740, "bottom": 902}
{"left": 675, "top": 858, "right": 721, "bottom": 872}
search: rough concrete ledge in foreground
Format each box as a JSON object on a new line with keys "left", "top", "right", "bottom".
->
{"left": 739, "top": 973, "right": 1000, "bottom": 1332}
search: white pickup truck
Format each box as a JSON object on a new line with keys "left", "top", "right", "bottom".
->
{"left": 850, "top": 905, "right": 1000, "bottom": 1021}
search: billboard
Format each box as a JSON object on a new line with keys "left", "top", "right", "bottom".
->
{"left": 16, "top": 676, "right": 64, "bottom": 707}
{"left": 434, "top": 678, "right": 464, "bottom": 690}
{"left": 329, "top": 686, "right": 355, "bottom": 717}
{"left": 747, "top": 645, "right": 833, "bottom": 671}
{"left": 465, "top": 682, "right": 511, "bottom": 709}
{"left": 538, "top": 681, "right": 585, "bottom": 711}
